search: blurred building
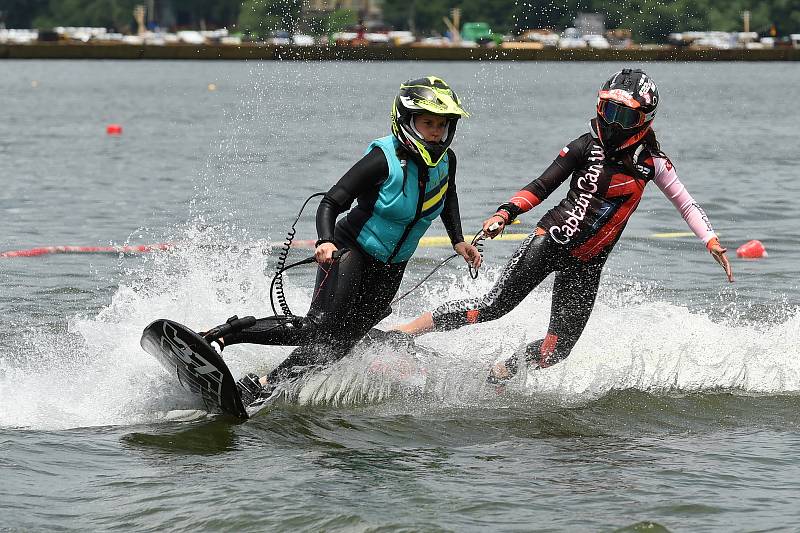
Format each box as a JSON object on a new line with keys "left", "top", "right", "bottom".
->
{"left": 606, "top": 29, "right": 633, "bottom": 48}
{"left": 574, "top": 13, "right": 605, "bottom": 37}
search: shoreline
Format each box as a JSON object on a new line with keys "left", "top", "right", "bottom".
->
{"left": 2, "top": 42, "right": 799, "bottom": 61}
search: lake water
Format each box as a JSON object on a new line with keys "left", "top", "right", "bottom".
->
{"left": 1, "top": 60, "right": 799, "bottom": 532}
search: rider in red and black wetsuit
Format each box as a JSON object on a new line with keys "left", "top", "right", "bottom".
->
{"left": 394, "top": 69, "right": 734, "bottom": 382}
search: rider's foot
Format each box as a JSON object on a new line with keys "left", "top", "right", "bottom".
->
{"left": 199, "top": 316, "right": 256, "bottom": 354}
{"left": 486, "top": 353, "right": 521, "bottom": 385}
{"left": 208, "top": 338, "right": 224, "bottom": 353}
{"left": 486, "top": 362, "right": 509, "bottom": 384}
{"left": 390, "top": 312, "right": 434, "bottom": 336}
{"left": 369, "top": 328, "right": 416, "bottom": 348}
{"left": 198, "top": 329, "right": 225, "bottom": 353}
{"left": 236, "top": 373, "right": 269, "bottom": 407}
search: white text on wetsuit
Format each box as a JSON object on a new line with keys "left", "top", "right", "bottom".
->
{"left": 549, "top": 146, "right": 605, "bottom": 244}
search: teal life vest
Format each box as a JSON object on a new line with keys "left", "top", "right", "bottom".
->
{"left": 356, "top": 135, "right": 451, "bottom": 264}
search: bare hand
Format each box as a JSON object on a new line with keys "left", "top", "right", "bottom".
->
{"left": 454, "top": 242, "right": 482, "bottom": 269}
{"left": 315, "top": 242, "right": 338, "bottom": 264}
{"left": 482, "top": 215, "right": 506, "bottom": 239}
{"left": 709, "top": 242, "right": 734, "bottom": 282}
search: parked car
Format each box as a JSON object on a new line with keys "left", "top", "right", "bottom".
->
{"left": 292, "top": 34, "right": 315, "bottom": 46}
{"left": 519, "top": 29, "right": 560, "bottom": 48}
{"left": 584, "top": 34, "right": 610, "bottom": 48}
{"left": 267, "top": 31, "right": 291, "bottom": 46}
{"left": 177, "top": 31, "right": 205, "bottom": 45}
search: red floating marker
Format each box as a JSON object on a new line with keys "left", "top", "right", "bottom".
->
{"left": 736, "top": 239, "right": 767, "bottom": 259}
{"left": 106, "top": 124, "right": 123, "bottom": 135}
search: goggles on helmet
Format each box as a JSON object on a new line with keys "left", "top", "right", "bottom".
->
{"left": 597, "top": 99, "right": 655, "bottom": 129}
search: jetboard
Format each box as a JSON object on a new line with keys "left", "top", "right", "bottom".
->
{"left": 140, "top": 319, "right": 442, "bottom": 418}
{"left": 140, "top": 319, "right": 249, "bottom": 419}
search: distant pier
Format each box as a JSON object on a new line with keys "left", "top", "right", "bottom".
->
{"left": 2, "top": 42, "right": 799, "bottom": 61}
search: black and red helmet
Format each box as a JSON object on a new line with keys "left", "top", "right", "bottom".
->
{"left": 593, "top": 69, "right": 659, "bottom": 154}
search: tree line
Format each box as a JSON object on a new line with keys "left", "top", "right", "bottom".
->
{"left": 382, "top": 0, "right": 799, "bottom": 42}
{"left": 2, "top": 0, "right": 798, "bottom": 42}
{"left": 0, "top": 0, "right": 242, "bottom": 33}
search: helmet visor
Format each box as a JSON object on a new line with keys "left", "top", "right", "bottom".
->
{"left": 597, "top": 100, "right": 646, "bottom": 129}
{"left": 411, "top": 86, "right": 438, "bottom": 103}
{"left": 399, "top": 82, "right": 469, "bottom": 118}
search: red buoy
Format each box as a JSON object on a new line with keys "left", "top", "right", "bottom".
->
{"left": 736, "top": 240, "right": 767, "bottom": 259}
{"left": 106, "top": 124, "right": 123, "bottom": 135}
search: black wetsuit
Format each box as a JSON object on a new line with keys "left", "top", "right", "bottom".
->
{"left": 224, "top": 146, "right": 465, "bottom": 383}
{"left": 432, "top": 133, "right": 658, "bottom": 369}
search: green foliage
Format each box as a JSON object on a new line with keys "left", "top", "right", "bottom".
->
{"left": 1, "top": 0, "right": 241, "bottom": 30}
{"left": 31, "top": 0, "right": 140, "bottom": 31}
{"left": 382, "top": 0, "right": 451, "bottom": 34}
{"left": 4, "top": 0, "right": 800, "bottom": 38}
{"left": 381, "top": 0, "right": 800, "bottom": 39}
{"left": 170, "top": 0, "right": 242, "bottom": 28}
{"left": 459, "top": 0, "right": 524, "bottom": 33}
{"left": 0, "top": 0, "right": 50, "bottom": 28}
{"left": 238, "top": 0, "right": 302, "bottom": 37}
{"left": 326, "top": 9, "right": 358, "bottom": 35}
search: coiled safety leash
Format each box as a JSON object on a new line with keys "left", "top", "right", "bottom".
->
{"left": 271, "top": 192, "right": 325, "bottom": 317}
{"left": 270, "top": 192, "right": 349, "bottom": 318}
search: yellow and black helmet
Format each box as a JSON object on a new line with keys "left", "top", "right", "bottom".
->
{"left": 391, "top": 76, "right": 469, "bottom": 167}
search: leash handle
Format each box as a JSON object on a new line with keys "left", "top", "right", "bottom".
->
{"left": 306, "top": 247, "right": 349, "bottom": 264}
{"left": 468, "top": 229, "right": 485, "bottom": 280}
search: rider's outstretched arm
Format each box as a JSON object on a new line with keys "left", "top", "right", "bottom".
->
{"left": 653, "top": 157, "right": 733, "bottom": 282}
{"left": 489, "top": 140, "right": 582, "bottom": 234}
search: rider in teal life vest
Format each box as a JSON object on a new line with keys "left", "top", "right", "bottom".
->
{"left": 205, "top": 76, "right": 482, "bottom": 407}
{"left": 348, "top": 134, "right": 452, "bottom": 264}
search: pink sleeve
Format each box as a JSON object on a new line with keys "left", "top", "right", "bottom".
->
{"left": 653, "top": 158, "right": 717, "bottom": 245}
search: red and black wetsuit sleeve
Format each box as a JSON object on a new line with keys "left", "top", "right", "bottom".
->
{"left": 495, "top": 138, "right": 584, "bottom": 224}
{"left": 315, "top": 147, "right": 388, "bottom": 246}
{"left": 440, "top": 149, "right": 465, "bottom": 246}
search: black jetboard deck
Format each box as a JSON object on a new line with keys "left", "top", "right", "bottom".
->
{"left": 141, "top": 319, "right": 248, "bottom": 419}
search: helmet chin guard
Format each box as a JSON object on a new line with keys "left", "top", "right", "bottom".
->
{"left": 593, "top": 116, "right": 651, "bottom": 155}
